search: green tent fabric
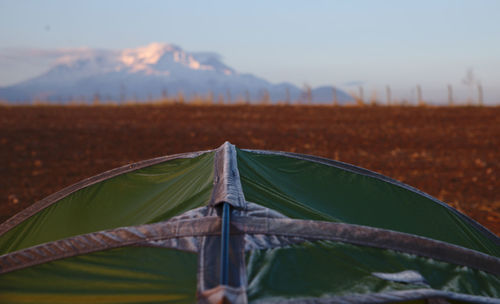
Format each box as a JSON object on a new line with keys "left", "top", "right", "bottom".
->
{"left": 0, "top": 142, "right": 499, "bottom": 304}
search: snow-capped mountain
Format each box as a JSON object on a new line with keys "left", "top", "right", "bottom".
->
{"left": 0, "top": 43, "right": 352, "bottom": 103}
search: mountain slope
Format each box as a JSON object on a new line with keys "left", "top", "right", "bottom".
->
{"left": 0, "top": 43, "right": 352, "bottom": 104}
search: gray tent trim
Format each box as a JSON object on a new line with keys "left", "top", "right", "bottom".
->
{"left": 231, "top": 216, "right": 500, "bottom": 276}
{"left": 0, "top": 150, "right": 212, "bottom": 236}
{"left": 199, "top": 142, "right": 248, "bottom": 302}
{"left": 0, "top": 216, "right": 218, "bottom": 275}
{"left": 2, "top": 207, "right": 499, "bottom": 276}
{"left": 244, "top": 149, "right": 500, "bottom": 246}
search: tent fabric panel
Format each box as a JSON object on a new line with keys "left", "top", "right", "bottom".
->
{"left": 236, "top": 149, "right": 500, "bottom": 257}
{"left": 0, "top": 150, "right": 212, "bottom": 236}
{"left": 0, "top": 247, "right": 198, "bottom": 304}
{"left": 255, "top": 149, "right": 500, "bottom": 247}
{"left": 245, "top": 241, "right": 500, "bottom": 303}
{"left": 0, "top": 152, "right": 215, "bottom": 255}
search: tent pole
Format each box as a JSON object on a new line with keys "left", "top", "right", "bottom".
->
{"left": 220, "top": 202, "right": 230, "bottom": 285}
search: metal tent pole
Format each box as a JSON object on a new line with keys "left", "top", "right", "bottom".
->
{"left": 220, "top": 202, "right": 230, "bottom": 285}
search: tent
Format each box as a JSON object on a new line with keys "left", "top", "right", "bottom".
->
{"left": 0, "top": 142, "right": 499, "bottom": 303}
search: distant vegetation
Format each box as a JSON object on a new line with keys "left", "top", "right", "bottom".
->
{"left": 0, "top": 91, "right": 493, "bottom": 107}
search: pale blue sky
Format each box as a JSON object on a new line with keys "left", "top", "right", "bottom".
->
{"left": 1, "top": 0, "right": 500, "bottom": 103}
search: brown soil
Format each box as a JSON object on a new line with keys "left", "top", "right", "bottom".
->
{"left": 1, "top": 105, "right": 499, "bottom": 235}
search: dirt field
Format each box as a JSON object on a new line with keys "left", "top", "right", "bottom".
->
{"left": 1, "top": 104, "right": 499, "bottom": 235}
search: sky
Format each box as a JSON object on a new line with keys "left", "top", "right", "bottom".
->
{"left": 1, "top": 0, "right": 500, "bottom": 103}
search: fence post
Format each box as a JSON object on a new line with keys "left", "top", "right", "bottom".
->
{"left": 417, "top": 85, "right": 424, "bottom": 106}
{"left": 226, "top": 89, "right": 232, "bottom": 104}
{"left": 447, "top": 84, "right": 453, "bottom": 106}
{"left": 358, "top": 86, "right": 364, "bottom": 105}
{"left": 386, "top": 85, "right": 391, "bottom": 105}
{"left": 478, "top": 84, "right": 484, "bottom": 105}
{"left": 333, "top": 87, "right": 338, "bottom": 106}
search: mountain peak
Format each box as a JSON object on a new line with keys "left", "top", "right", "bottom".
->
{"left": 120, "top": 42, "right": 219, "bottom": 74}
{"left": 0, "top": 43, "right": 352, "bottom": 104}
{"left": 121, "top": 42, "right": 177, "bottom": 66}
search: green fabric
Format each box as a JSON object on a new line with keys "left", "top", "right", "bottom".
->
{"left": 0, "top": 247, "right": 197, "bottom": 304}
{"left": 246, "top": 240, "right": 500, "bottom": 303}
{"left": 0, "top": 152, "right": 214, "bottom": 255}
{"left": 237, "top": 149, "right": 500, "bottom": 257}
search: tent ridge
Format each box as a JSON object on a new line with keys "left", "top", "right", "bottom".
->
{"left": 199, "top": 142, "right": 248, "bottom": 302}
{"left": 0, "top": 150, "right": 213, "bottom": 238}
{"left": 210, "top": 142, "right": 246, "bottom": 209}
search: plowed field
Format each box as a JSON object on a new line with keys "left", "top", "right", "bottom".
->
{"left": 1, "top": 105, "right": 499, "bottom": 235}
